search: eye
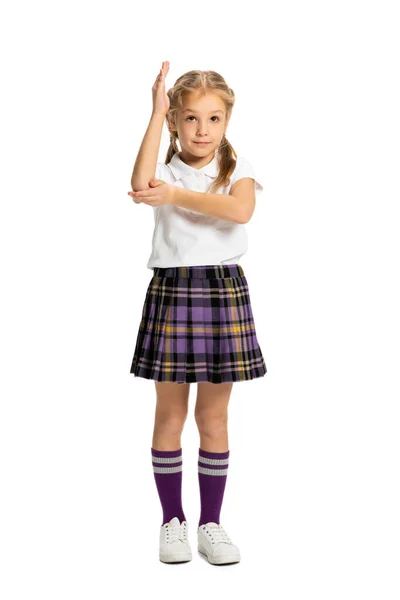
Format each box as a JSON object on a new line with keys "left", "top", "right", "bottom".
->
{"left": 186, "top": 116, "right": 220, "bottom": 122}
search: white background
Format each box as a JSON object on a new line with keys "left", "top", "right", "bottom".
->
{"left": 1, "top": 0, "right": 399, "bottom": 598}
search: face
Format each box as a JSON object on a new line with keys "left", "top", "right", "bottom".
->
{"left": 170, "top": 91, "right": 229, "bottom": 161}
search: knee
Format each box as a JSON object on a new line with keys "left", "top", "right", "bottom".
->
{"left": 154, "top": 411, "right": 188, "bottom": 436}
{"left": 194, "top": 411, "right": 228, "bottom": 439}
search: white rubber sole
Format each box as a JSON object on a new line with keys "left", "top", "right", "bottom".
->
{"left": 198, "top": 543, "right": 240, "bottom": 565}
{"left": 159, "top": 551, "right": 192, "bottom": 563}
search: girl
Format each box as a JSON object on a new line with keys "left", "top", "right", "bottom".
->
{"left": 127, "top": 61, "right": 267, "bottom": 565}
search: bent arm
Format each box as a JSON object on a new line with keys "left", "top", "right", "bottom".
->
{"left": 130, "top": 112, "right": 165, "bottom": 192}
{"left": 171, "top": 188, "right": 245, "bottom": 224}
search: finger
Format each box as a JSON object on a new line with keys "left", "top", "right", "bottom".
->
{"left": 135, "top": 194, "right": 157, "bottom": 202}
{"left": 132, "top": 189, "right": 154, "bottom": 197}
{"left": 128, "top": 188, "right": 150, "bottom": 196}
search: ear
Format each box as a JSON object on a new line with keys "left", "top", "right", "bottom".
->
{"left": 167, "top": 113, "right": 177, "bottom": 132}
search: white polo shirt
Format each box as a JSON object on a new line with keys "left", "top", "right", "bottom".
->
{"left": 146, "top": 152, "right": 263, "bottom": 269}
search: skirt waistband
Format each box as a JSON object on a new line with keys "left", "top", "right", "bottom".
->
{"left": 152, "top": 264, "right": 244, "bottom": 279}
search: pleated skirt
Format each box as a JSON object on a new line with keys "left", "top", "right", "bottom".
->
{"left": 129, "top": 264, "right": 267, "bottom": 384}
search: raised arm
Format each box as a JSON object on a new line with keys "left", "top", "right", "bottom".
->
{"left": 130, "top": 112, "right": 165, "bottom": 194}
{"left": 130, "top": 61, "right": 170, "bottom": 203}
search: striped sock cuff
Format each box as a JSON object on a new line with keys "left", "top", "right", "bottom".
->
{"left": 151, "top": 447, "right": 183, "bottom": 474}
{"left": 198, "top": 448, "right": 230, "bottom": 476}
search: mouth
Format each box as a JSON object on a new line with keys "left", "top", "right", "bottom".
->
{"left": 194, "top": 142, "right": 211, "bottom": 146}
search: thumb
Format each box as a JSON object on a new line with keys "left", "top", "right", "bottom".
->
{"left": 149, "top": 178, "right": 164, "bottom": 187}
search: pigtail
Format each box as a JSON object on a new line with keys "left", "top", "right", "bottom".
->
{"left": 165, "top": 132, "right": 179, "bottom": 164}
{"left": 206, "top": 133, "right": 237, "bottom": 194}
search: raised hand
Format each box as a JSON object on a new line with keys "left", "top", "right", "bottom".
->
{"left": 152, "top": 61, "right": 170, "bottom": 116}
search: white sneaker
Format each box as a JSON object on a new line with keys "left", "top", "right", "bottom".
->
{"left": 159, "top": 517, "right": 192, "bottom": 563}
{"left": 197, "top": 522, "right": 241, "bottom": 565}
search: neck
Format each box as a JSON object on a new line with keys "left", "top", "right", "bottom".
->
{"left": 178, "top": 149, "right": 216, "bottom": 170}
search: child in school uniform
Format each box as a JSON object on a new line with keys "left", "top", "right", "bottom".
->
{"left": 127, "top": 61, "right": 267, "bottom": 565}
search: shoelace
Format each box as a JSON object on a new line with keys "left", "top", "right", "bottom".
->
{"left": 164, "top": 522, "right": 188, "bottom": 544}
{"left": 201, "top": 523, "right": 232, "bottom": 545}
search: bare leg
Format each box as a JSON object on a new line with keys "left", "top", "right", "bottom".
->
{"left": 194, "top": 382, "right": 233, "bottom": 452}
{"left": 152, "top": 382, "right": 190, "bottom": 450}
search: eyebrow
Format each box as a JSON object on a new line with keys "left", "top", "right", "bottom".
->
{"left": 182, "top": 109, "right": 224, "bottom": 114}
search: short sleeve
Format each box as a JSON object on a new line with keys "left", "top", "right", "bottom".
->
{"left": 155, "top": 163, "right": 164, "bottom": 180}
{"left": 155, "top": 162, "right": 174, "bottom": 183}
{"left": 230, "top": 156, "right": 264, "bottom": 197}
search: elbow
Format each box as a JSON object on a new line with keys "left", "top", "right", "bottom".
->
{"left": 131, "top": 182, "right": 146, "bottom": 192}
{"left": 237, "top": 210, "right": 252, "bottom": 224}
{"left": 235, "top": 200, "right": 255, "bottom": 224}
{"left": 131, "top": 176, "right": 155, "bottom": 192}
{"left": 241, "top": 203, "right": 256, "bottom": 223}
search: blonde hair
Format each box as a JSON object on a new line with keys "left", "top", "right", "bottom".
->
{"left": 164, "top": 70, "right": 237, "bottom": 195}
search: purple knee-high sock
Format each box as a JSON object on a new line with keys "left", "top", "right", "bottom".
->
{"left": 198, "top": 448, "right": 230, "bottom": 527}
{"left": 151, "top": 447, "right": 186, "bottom": 526}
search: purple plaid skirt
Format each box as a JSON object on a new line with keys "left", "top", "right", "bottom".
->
{"left": 130, "top": 264, "right": 267, "bottom": 384}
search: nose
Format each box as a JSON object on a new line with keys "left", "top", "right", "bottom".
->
{"left": 196, "top": 120, "right": 209, "bottom": 136}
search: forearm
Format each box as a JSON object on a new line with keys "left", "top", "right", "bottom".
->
{"left": 171, "top": 187, "right": 244, "bottom": 224}
{"left": 130, "top": 111, "right": 165, "bottom": 191}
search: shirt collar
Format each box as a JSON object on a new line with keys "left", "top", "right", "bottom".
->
{"left": 168, "top": 152, "right": 219, "bottom": 180}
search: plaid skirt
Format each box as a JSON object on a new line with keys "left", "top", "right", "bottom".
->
{"left": 129, "top": 264, "right": 267, "bottom": 384}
